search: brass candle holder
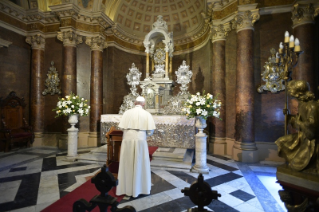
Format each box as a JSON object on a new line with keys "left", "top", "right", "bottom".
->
{"left": 277, "top": 31, "right": 303, "bottom": 135}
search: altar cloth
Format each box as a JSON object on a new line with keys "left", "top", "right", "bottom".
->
{"left": 101, "top": 114, "right": 195, "bottom": 148}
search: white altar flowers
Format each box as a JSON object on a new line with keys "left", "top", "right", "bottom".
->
{"left": 183, "top": 91, "right": 221, "bottom": 120}
{"left": 53, "top": 92, "right": 90, "bottom": 118}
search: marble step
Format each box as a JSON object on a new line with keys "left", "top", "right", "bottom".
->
{"left": 151, "top": 149, "right": 194, "bottom": 171}
{"left": 75, "top": 145, "right": 107, "bottom": 165}
{"left": 152, "top": 147, "right": 190, "bottom": 162}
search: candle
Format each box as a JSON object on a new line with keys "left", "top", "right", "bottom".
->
{"left": 276, "top": 52, "right": 280, "bottom": 63}
{"left": 289, "top": 35, "right": 294, "bottom": 48}
{"left": 284, "top": 31, "right": 289, "bottom": 43}
{"left": 279, "top": 42, "right": 283, "bottom": 53}
{"left": 294, "top": 38, "right": 300, "bottom": 52}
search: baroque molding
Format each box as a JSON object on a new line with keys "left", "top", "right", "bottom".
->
{"left": 25, "top": 34, "right": 45, "bottom": 50}
{"left": 85, "top": 35, "right": 108, "bottom": 52}
{"left": 211, "top": 22, "right": 231, "bottom": 42}
{"left": 291, "top": 3, "right": 318, "bottom": 28}
{"left": 231, "top": 9, "right": 260, "bottom": 32}
{"left": 207, "top": 0, "right": 236, "bottom": 11}
{"left": 57, "top": 30, "right": 83, "bottom": 47}
{"left": 0, "top": 2, "right": 59, "bottom": 24}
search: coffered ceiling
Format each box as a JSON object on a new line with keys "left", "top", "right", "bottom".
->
{"left": 104, "top": 0, "right": 206, "bottom": 40}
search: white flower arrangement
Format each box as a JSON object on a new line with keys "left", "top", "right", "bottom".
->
{"left": 53, "top": 92, "right": 90, "bottom": 118}
{"left": 183, "top": 91, "right": 221, "bottom": 120}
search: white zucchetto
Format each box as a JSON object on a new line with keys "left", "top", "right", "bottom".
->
{"left": 136, "top": 96, "right": 145, "bottom": 102}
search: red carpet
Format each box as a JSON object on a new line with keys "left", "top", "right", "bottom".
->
{"left": 42, "top": 146, "right": 158, "bottom": 212}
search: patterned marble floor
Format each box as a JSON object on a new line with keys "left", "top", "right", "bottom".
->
{"left": 0, "top": 147, "right": 286, "bottom": 212}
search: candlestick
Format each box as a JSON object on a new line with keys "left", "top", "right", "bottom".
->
{"left": 294, "top": 38, "right": 300, "bottom": 52}
{"left": 289, "top": 35, "right": 294, "bottom": 48}
{"left": 284, "top": 31, "right": 289, "bottom": 43}
{"left": 279, "top": 42, "right": 283, "bottom": 54}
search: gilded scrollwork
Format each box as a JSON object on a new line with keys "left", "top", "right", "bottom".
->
{"left": 257, "top": 48, "right": 285, "bottom": 93}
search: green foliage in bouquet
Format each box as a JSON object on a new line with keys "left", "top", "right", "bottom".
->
{"left": 52, "top": 92, "right": 90, "bottom": 118}
{"left": 183, "top": 91, "right": 221, "bottom": 120}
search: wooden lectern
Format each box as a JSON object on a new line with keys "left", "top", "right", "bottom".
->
{"left": 105, "top": 126, "right": 123, "bottom": 166}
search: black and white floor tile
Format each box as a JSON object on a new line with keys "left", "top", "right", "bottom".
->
{"left": 0, "top": 147, "right": 286, "bottom": 212}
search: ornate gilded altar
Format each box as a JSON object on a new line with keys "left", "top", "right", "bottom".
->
{"left": 119, "top": 15, "right": 193, "bottom": 115}
{"left": 100, "top": 114, "right": 195, "bottom": 149}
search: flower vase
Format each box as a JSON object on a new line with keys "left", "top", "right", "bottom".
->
{"left": 191, "top": 116, "right": 209, "bottom": 174}
{"left": 67, "top": 114, "right": 79, "bottom": 160}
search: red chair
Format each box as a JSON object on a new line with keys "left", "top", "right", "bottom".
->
{"left": 0, "top": 91, "right": 34, "bottom": 152}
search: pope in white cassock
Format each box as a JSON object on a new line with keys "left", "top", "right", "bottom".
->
{"left": 116, "top": 96, "right": 156, "bottom": 198}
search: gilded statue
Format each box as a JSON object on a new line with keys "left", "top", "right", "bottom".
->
{"left": 275, "top": 80, "right": 319, "bottom": 173}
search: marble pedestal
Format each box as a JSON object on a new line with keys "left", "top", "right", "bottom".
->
{"left": 191, "top": 132, "right": 209, "bottom": 174}
{"left": 277, "top": 165, "right": 319, "bottom": 193}
{"left": 66, "top": 114, "right": 79, "bottom": 161}
{"left": 66, "top": 128, "right": 78, "bottom": 161}
{"left": 277, "top": 165, "right": 319, "bottom": 211}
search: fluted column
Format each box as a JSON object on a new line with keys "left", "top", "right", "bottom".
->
{"left": 86, "top": 35, "right": 107, "bottom": 147}
{"left": 57, "top": 30, "right": 83, "bottom": 148}
{"left": 232, "top": 8, "right": 260, "bottom": 163}
{"left": 26, "top": 34, "right": 45, "bottom": 146}
{"left": 209, "top": 23, "right": 231, "bottom": 156}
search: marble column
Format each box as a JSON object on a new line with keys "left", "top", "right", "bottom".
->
{"left": 86, "top": 35, "right": 107, "bottom": 147}
{"left": 232, "top": 9, "right": 260, "bottom": 163}
{"left": 292, "top": 3, "right": 317, "bottom": 91}
{"left": 57, "top": 30, "right": 83, "bottom": 148}
{"left": 289, "top": 3, "right": 318, "bottom": 117}
{"left": 209, "top": 23, "right": 231, "bottom": 156}
{"left": 26, "top": 34, "right": 45, "bottom": 146}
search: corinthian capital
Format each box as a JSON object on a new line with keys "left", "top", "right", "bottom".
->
{"left": 232, "top": 9, "right": 260, "bottom": 32}
{"left": 291, "top": 3, "right": 316, "bottom": 28}
{"left": 26, "top": 34, "right": 45, "bottom": 50}
{"left": 211, "top": 22, "right": 231, "bottom": 42}
{"left": 57, "top": 30, "right": 83, "bottom": 47}
{"left": 85, "top": 35, "right": 108, "bottom": 52}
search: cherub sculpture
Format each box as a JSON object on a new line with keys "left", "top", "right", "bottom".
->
{"left": 275, "top": 80, "right": 319, "bottom": 173}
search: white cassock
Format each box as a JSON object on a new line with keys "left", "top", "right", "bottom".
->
{"left": 116, "top": 105, "right": 156, "bottom": 197}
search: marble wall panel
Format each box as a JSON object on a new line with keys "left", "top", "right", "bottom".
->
{"left": 104, "top": 47, "right": 146, "bottom": 114}
{"left": 253, "top": 12, "right": 293, "bottom": 142}
{"left": 0, "top": 26, "right": 31, "bottom": 121}
{"left": 225, "top": 30, "right": 237, "bottom": 140}
{"left": 172, "top": 42, "right": 212, "bottom": 96}
{"left": 43, "top": 38, "right": 63, "bottom": 133}
{"left": 76, "top": 43, "right": 91, "bottom": 132}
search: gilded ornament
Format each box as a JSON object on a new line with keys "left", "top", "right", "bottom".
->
{"left": 42, "top": 61, "right": 61, "bottom": 96}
